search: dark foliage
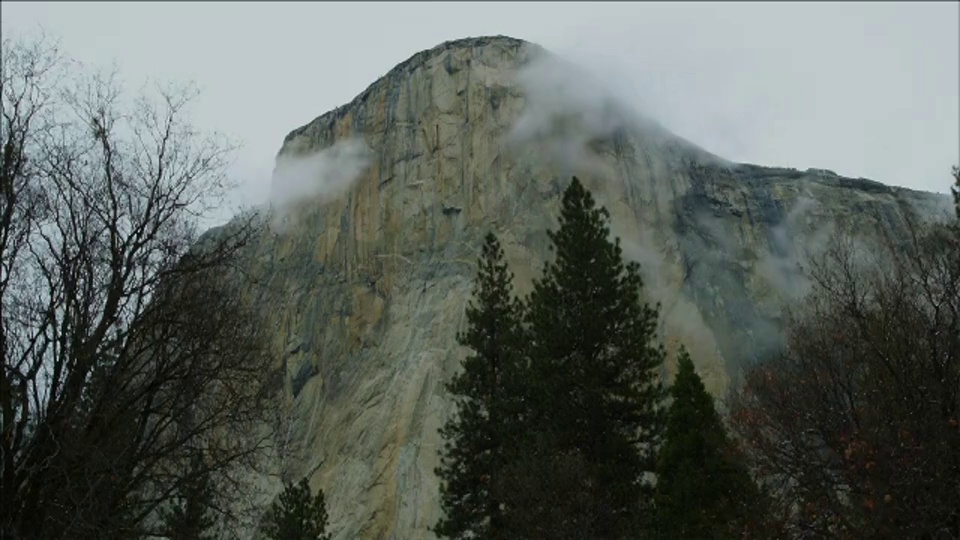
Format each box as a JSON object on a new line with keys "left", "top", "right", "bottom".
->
{"left": 437, "top": 178, "right": 668, "bottom": 539}
{"left": 732, "top": 208, "right": 960, "bottom": 537}
{"left": 262, "top": 478, "right": 331, "bottom": 540}
{"left": 521, "top": 177, "right": 666, "bottom": 537}
{"left": 161, "top": 451, "right": 218, "bottom": 540}
{"left": 654, "top": 348, "right": 762, "bottom": 539}
{"left": 435, "top": 233, "right": 525, "bottom": 539}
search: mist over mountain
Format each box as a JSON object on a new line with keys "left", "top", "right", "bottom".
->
{"left": 225, "top": 36, "right": 949, "bottom": 539}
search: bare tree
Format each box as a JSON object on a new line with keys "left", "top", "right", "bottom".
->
{"left": 731, "top": 206, "right": 960, "bottom": 538}
{"left": 1, "top": 34, "right": 281, "bottom": 539}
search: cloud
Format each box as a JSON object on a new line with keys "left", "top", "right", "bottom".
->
{"left": 505, "top": 52, "right": 640, "bottom": 175}
{"left": 613, "top": 227, "right": 732, "bottom": 395}
{"left": 267, "top": 138, "right": 372, "bottom": 232}
{"left": 507, "top": 54, "right": 738, "bottom": 390}
{"left": 755, "top": 196, "right": 820, "bottom": 301}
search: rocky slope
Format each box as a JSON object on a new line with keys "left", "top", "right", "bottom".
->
{"left": 232, "top": 35, "right": 950, "bottom": 539}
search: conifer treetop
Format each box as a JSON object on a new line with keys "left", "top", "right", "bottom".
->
{"left": 435, "top": 231, "right": 524, "bottom": 539}
{"left": 262, "top": 478, "right": 331, "bottom": 540}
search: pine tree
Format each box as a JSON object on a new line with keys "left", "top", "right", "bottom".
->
{"left": 522, "top": 176, "right": 666, "bottom": 538}
{"left": 494, "top": 436, "right": 599, "bottom": 540}
{"left": 161, "top": 451, "right": 218, "bottom": 540}
{"left": 654, "top": 348, "right": 760, "bottom": 539}
{"left": 262, "top": 478, "right": 331, "bottom": 540}
{"left": 435, "top": 232, "right": 525, "bottom": 539}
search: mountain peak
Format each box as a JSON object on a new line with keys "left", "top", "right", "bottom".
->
{"left": 378, "top": 34, "right": 533, "bottom": 82}
{"left": 428, "top": 34, "right": 529, "bottom": 52}
{"left": 281, "top": 36, "right": 540, "bottom": 149}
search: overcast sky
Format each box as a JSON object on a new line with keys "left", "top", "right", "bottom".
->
{"left": 3, "top": 2, "right": 958, "bottom": 210}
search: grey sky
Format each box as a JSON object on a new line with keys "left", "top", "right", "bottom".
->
{"left": 3, "top": 2, "right": 958, "bottom": 212}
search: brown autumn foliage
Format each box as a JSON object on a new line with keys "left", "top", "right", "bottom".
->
{"left": 731, "top": 192, "right": 960, "bottom": 538}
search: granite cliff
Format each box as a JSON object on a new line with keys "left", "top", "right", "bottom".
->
{"left": 228, "top": 36, "right": 950, "bottom": 539}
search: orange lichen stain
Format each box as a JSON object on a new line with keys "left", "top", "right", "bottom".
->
{"left": 335, "top": 113, "right": 354, "bottom": 139}
{"left": 316, "top": 216, "right": 340, "bottom": 264}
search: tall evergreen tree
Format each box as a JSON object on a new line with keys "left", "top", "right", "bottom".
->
{"left": 262, "top": 478, "right": 331, "bottom": 540}
{"left": 435, "top": 232, "right": 525, "bottom": 539}
{"left": 654, "top": 348, "right": 761, "bottom": 539}
{"left": 494, "top": 436, "right": 599, "bottom": 540}
{"left": 523, "top": 177, "right": 667, "bottom": 538}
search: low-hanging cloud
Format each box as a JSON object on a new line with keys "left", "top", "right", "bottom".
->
{"left": 268, "top": 137, "right": 372, "bottom": 231}
{"left": 506, "top": 53, "right": 638, "bottom": 175}
{"left": 506, "top": 53, "right": 737, "bottom": 390}
{"left": 755, "top": 195, "right": 821, "bottom": 301}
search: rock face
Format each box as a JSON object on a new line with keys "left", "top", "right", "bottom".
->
{"left": 234, "top": 36, "right": 949, "bottom": 539}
